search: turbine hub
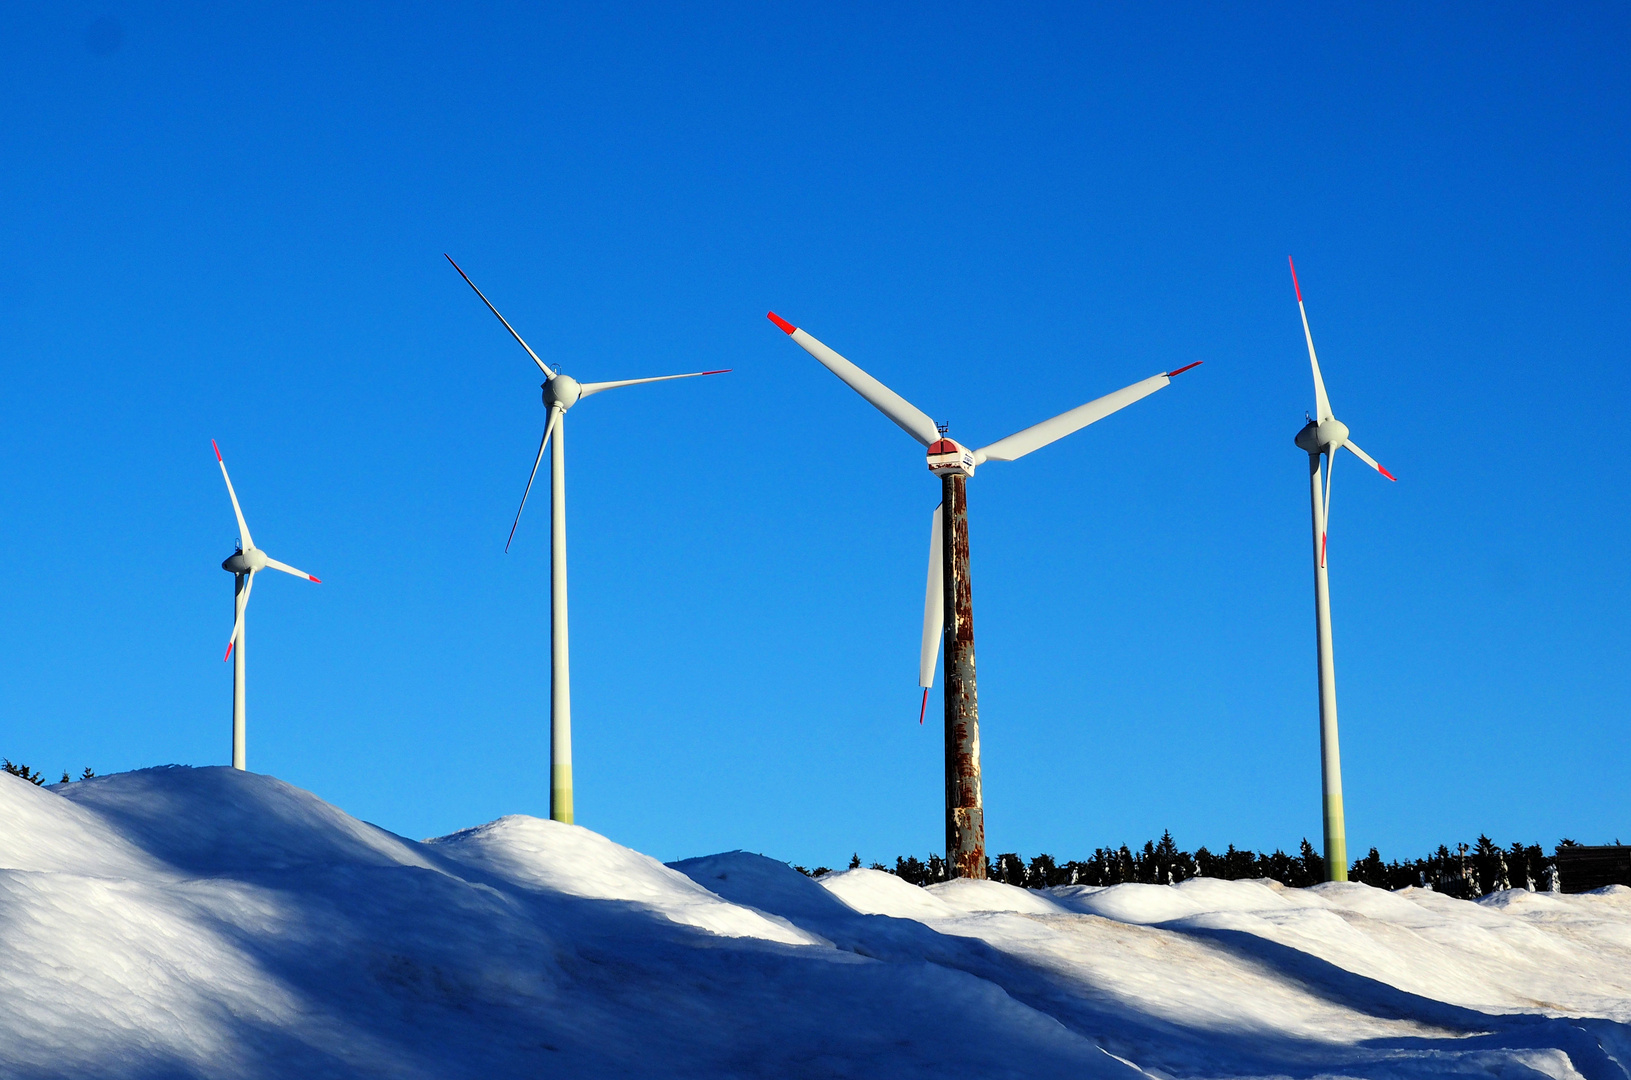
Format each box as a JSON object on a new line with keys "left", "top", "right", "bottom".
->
{"left": 1316, "top": 417, "right": 1350, "bottom": 451}
{"left": 927, "top": 437, "right": 976, "bottom": 478}
{"left": 223, "top": 547, "right": 267, "bottom": 573}
{"left": 1295, "top": 417, "right": 1349, "bottom": 454}
{"left": 544, "top": 374, "right": 582, "bottom": 412}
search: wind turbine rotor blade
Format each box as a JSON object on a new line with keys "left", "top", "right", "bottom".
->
{"left": 1289, "top": 257, "right": 1333, "bottom": 421}
{"left": 975, "top": 368, "right": 1193, "bottom": 464}
{"left": 1323, "top": 447, "right": 1336, "bottom": 545}
{"left": 212, "top": 441, "right": 254, "bottom": 552}
{"left": 577, "top": 369, "right": 731, "bottom": 398}
{"left": 919, "top": 504, "right": 944, "bottom": 724}
{"left": 920, "top": 504, "right": 944, "bottom": 691}
{"left": 1343, "top": 439, "right": 1396, "bottom": 481}
{"left": 224, "top": 571, "right": 255, "bottom": 661}
{"left": 264, "top": 557, "right": 321, "bottom": 583}
{"left": 445, "top": 254, "right": 555, "bottom": 377}
{"left": 506, "top": 409, "right": 560, "bottom": 552}
{"left": 767, "top": 313, "right": 940, "bottom": 447}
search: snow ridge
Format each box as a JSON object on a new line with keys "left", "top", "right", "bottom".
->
{"left": 3, "top": 768, "right": 1629, "bottom": 1079}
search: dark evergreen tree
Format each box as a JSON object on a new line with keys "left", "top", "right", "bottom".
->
{"left": 1351, "top": 847, "right": 1386, "bottom": 886}
{"left": 1297, "top": 839, "right": 1323, "bottom": 884}
{"left": 992, "top": 853, "right": 1025, "bottom": 886}
{"left": 2, "top": 759, "right": 44, "bottom": 786}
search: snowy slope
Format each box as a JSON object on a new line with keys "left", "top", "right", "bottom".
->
{"left": 2, "top": 768, "right": 1629, "bottom": 1079}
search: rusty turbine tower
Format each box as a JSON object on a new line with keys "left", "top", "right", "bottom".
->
{"left": 769, "top": 312, "right": 1199, "bottom": 878}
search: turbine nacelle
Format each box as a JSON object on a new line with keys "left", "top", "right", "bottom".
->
{"left": 927, "top": 437, "right": 977, "bottom": 478}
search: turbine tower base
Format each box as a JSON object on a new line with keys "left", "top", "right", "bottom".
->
{"left": 941, "top": 473, "right": 987, "bottom": 879}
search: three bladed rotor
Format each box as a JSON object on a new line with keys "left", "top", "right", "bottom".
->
{"left": 447, "top": 255, "right": 729, "bottom": 550}
{"left": 768, "top": 311, "right": 1201, "bottom": 712}
{"left": 213, "top": 440, "right": 320, "bottom": 660}
{"left": 1288, "top": 258, "right": 1396, "bottom": 566}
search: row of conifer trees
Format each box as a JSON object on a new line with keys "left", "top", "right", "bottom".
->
{"left": 808, "top": 832, "right": 1575, "bottom": 899}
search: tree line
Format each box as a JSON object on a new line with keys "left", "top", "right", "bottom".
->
{"left": 3, "top": 760, "right": 95, "bottom": 786}
{"left": 806, "top": 831, "right": 1589, "bottom": 900}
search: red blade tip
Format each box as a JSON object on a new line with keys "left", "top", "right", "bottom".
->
{"left": 224, "top": 640, "right": 234, "bottom": 661}
{"left": 766, "top": 312, "right": 795, "bottom": 335}
{"left": 918, "top": 687, "right": 929, "bottom": 725}
{"left": 308, "top": 575, "right": 321, "bottom": 583}
{"left": 1289, "top": 256, "right": 1302, "bottom": 302}
{"left": 1379, "top": 466, "right": 1397, "bottom": 482}
{"left": 212, "top": 440, "right": 222, "bottom": 462}
{"left": 1166, "top": 361, "right": 1203, "bottom": 378}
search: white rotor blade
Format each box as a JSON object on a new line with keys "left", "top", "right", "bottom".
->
{"left": 446, "top": 254, "right": 555, "bottom": 377}
{"left": 506, "top": 408, "right": 560, "bottom": 552}
{"left": 1323, "top": 447, "right": 1336, "bottom": 543}
{"left": 578, "top": 369, "right": 730, "bottom": 398}
{"left": 1342, "top": 439, "right": 1396, "bottom": 481}
{"left": 212, "top": 441, "right": 254, "bottom": 552}
{"left": 264, "top": 557, "right": 321, "bottom": 583}
{"left": 919, "top": 503, "right": 944, "bottom": 725}
{"left": 920, "top": 504, "right": 943, "bottom": 690}
{"left": 975, "top": 364, "right": 1200, "bottom": 464}
{"left": 768, "top": 313, "right": 939, "bottom": 447}
{"left": 224, "top": 570, "right": 255, "bottom": 661}
{"left": 1289, "top": 257, "right": 1333, "bottom": 422}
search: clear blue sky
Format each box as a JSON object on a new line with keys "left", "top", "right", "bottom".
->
{"left": 2, "top": 3, "right": 1627, "bottom": 865}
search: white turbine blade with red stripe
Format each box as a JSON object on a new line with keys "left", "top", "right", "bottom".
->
{"left": 1289, "top": 257, "right": 1333, "bottom": 422}
{"left": 578, "top": 369, "right": 731, "bottom": 398}
{"left": 1343, "top": 439, "right": 1396, "bottom": 481}
{"left": 974, "top": 363, "right": 1200, "bottom": 464}
{"left": 213, "top": 441, "right": 254, "bottom": 552}
{"left": 446, "top": 254, "right": 555, "bottom": 377}
{"left": 768, "top": 313, "right": 940, "bottom": 446}
{"left": 224, "top": 570, "right": 255, "bottom": 661}
{"left": 507, "top": 408, "right": 560, "bottom": 552}
{"left": 264, "top": 558, "right": 321, "bottom": 583}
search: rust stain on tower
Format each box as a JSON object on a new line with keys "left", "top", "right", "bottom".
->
{"left": 941, "top": 472, "right": 986, "bottom": 879}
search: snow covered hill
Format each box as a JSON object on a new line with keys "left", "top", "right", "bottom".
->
{"left": 3, "top": 768, "right": 1629, "bottom": 1079}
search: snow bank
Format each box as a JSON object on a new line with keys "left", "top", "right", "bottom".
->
{"left": 4, "top": 767, "right": 1631, "bottom": 1079}
{"left": 430, "top": 818, "right": 821, "bottom": 945}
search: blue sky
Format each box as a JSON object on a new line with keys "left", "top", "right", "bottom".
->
{"left": 2, "top": 3, "right": 1627, "bottom": 865}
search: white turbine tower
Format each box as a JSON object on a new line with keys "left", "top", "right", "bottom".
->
{"left": 214, "top": 441, "right": 321, "bottom": 771}
{"left": 1288, "top": 257, "right": 1396, "bottom": 883}
{"left": 448, "top": 255, "right": 728, "bottom": 825}
{"left": 768, "top": 311, "right": 1200, "bottom": 878}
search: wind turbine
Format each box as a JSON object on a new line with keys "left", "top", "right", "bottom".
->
{"left": 448, "top": 255, "right": 728, "bottom": 826}
{"left": 768, "top": 311, "right": 1200, "bottom": 878}
{"left": 1287, "top": 257, "right": 1396, "bottom": 883}
{"left": 214, "top": 441, "right": 321, "bottom": 771}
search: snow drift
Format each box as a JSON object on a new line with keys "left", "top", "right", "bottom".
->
{"left": 3, "top": 767, "right": 1629, "bottom": 1079}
